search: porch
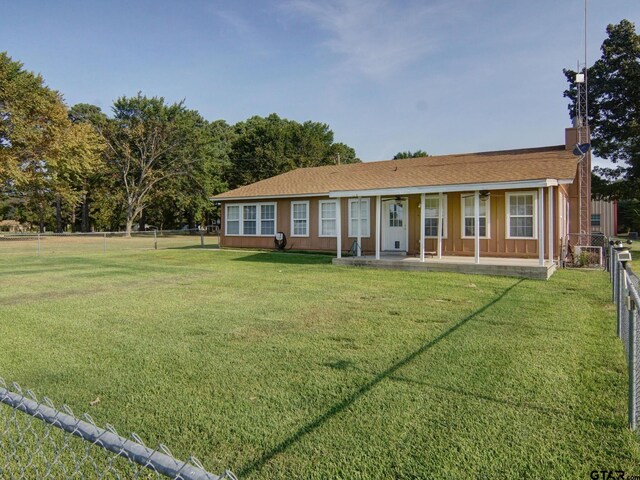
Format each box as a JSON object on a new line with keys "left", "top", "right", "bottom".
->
{"left": 333, "top": 254, "right": 556, "bottom": 280}
{"left": 331, "top": 182, "right": 562, "bottom": 279}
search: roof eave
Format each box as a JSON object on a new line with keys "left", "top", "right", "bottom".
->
{"left": 329, "top": 179, "right": 571, "bottom": 198}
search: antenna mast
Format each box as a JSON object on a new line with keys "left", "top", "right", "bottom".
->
{"left": 575, "top": 0, "right": 590, "bottom": 239}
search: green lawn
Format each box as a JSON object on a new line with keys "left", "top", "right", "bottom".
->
{"left": 1, "top": 248, "right": 639, "bottom": 479}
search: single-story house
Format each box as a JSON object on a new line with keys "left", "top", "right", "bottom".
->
{"left": 212, "top": 127, "right": 590, "bottom": 279}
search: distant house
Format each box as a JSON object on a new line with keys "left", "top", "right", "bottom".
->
{"left": 590, "top": 199, "right": 617, "bottom": 237}
{"left": 212, "top": 127, "right": 589, "bottom": 279}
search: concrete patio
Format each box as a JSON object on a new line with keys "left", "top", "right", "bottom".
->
{"left": 333, "top": 254, "right": 557, "bottom": 280}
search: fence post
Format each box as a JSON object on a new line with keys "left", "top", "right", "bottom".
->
{"left": 616, "top": 257, "right": 621, "bottom": 337}
{"left": 154, "top": 230, "right": 157, "bottom": 250}
{"left": 103, "top": 232, "right": 107, "bottom": 253}
{"left": 629, "top": 290, "right": 637, "bottom": 431}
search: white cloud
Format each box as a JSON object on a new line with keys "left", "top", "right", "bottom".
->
{"left": 286, "top": 0, "right": 460, "bottom": 79}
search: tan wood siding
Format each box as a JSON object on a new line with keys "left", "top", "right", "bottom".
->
{"left": 220, "top": 188, "right": 564, "bottom": 259}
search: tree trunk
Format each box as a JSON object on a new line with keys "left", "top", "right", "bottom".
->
{"left": 140, "top": 208, "right": 146, "bottom": 232}
{"left": 81, "top": 194, "right": 90, "bottom": 232}
{"left": 55, "top": 195, "right": 62, "bottom": 233}
{"left": 125, "top": 217, "right": 134, "bottom": 237}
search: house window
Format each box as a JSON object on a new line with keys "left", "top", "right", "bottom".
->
{"left": 507, "top": 192, "right": 537, "bottom": 239}
{"left": 424, "top": 195, "right": 448, "bottom": 238}
{"left": 319, "top": 200, "right": 337, "bottom": 237}
{"left": 591, "top": 213, "right": 601, "bottom": 227}
{"left": 225, "top": 202, "right": 276, "bottom": 236}
{"left": 261, "top": 204, "right": 275, "bottom": 235}
{"left": 349, "top": 198, "right": 370, "bottom": 237}
{"left": 462, "top": 195, "right": 489, "bottom": 238}
{"left": 226, "top": 205, "right": 240, "bottom": 235}
{"left": 291, "top": 201, "right": 309, "bottom": 237}
{"left": 243, "top": 205, "right": 257, "bottom": 235}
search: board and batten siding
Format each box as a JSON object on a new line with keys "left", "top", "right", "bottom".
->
{"left": 220, "top": 188, "right": 564, "bottom": 260}
{"left": 219, "top": 196, "right": 377, "bottom": 253}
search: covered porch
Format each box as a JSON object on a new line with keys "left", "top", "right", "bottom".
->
{"left": 331, "top": 179, "right": 565, "bottom": 279}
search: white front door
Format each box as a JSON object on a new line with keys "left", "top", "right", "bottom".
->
{"left": 382, "top": 199, "right": 408, "bottom": 252}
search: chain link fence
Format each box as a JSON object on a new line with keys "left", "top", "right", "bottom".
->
{"left": 562, "top": 233, "right": 607, "bottom": 268}
{"left": 0, "top": 230, "right": 219, "bottom": 257}
{"left": 0, "top": 379, "right": 236, "bottom": 479}
{"left": 609, "top": 245, "right": 640, "bottom": 431}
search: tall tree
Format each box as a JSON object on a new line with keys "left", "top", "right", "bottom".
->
{"left": 103, "top": 94, "right": 215, "bottom": 235}
{"left": 393, "top": 150, "right": 429, "bottom": 159}
{"left": 227, "top": 114, "right": 360, "bottom": 189}
{"left": 563, "top": 20, "right": 640, "bottom": 198}
{"left": 68, "top": 103, "right": 109, "bottom": 231}
{"left": 0, "top": 52, "right": 103, "bottom": 231}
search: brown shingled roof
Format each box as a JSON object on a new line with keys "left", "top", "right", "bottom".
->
{"left": 213, "top": 145, "right": 578, "bottom": 200}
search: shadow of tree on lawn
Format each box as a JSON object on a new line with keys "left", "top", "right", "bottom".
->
{"left": 237, "top": 278, "right": 525, "bottom": 477}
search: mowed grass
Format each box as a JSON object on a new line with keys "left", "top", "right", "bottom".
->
{"left": 1, "top": 248, "right": 639, "bottom": 479}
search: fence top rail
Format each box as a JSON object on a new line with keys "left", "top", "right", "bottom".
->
{"left": 0, "top": 229, "right": 207, "bottom": 237}
{"left": 0, "top": 379, "right": 235, "bottom": 480}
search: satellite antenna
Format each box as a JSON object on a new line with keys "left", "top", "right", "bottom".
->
{"left": 574, "top": 0, "right": 591, "bottom": 240}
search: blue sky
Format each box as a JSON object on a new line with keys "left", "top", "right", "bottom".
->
{"left": 2, "top": 0, "right": 639, "bottom": 166}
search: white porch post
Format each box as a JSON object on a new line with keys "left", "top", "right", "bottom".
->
{"left": 357, "top": 196, "right": 362, "bottom": 257}
{"left": 548, "top": 186, "right": 554, "bottom": 264}
{"left": 437, "top": 192, "right": 443, "bottom": 259}
{"left": 420, "top": 193, "right": 425, "bottom": 262}
{"left": 375, "top": 195, "right": 381, "bottom": 260}
{"left": 336, "top": 198, "right": 342, "bottom": 258}
{"left": 538, "top": 187, "right": 545, "bottom": 266}
{"left": 474, "top": 190, "right": 480, "bottom": 264}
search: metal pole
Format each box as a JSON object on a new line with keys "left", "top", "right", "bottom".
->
{"left": 37, "top": 234, "right": 40, "bottom": 256}
{"left": 154, "top": 230, "right": 158, "bottom": 250}
{"left": 438, "top": 192, "right": 443, "bottom": 259}
{"left": 617, "top": 265, "right": 621, "bottom": 338}
{"left": 629, "top": 291, "right": 637, "bottom": 431}
{"left": 200, "top": 229, "right": 204, "bottom": 248}
{"left": 103, "top": 232, "right": 107, "bottom": 253}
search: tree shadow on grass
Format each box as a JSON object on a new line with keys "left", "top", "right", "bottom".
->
{"left": 231, "top": 252, "right": 334, "bottom": 265}
{"left": 237, "top": 278, "right": 525, "bottom": 477}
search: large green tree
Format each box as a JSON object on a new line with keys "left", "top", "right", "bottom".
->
{"left": 226, "top": 114, "right": 359, "bottom": 189}
{"left": 393, "top": 150, "right": 429, "bottom": 160}
{"left": 563, "top": 20, "right": 640, "bottom": 199}
{"left": 0, "top": 52, "right": 103, "bottom": 231}
{"left": 103, "top": 94, "right": 225, "bottom": 235}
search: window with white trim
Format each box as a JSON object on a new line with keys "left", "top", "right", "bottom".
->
{"left": 261, "top": 204, "right": 275, "bottom": 235}
{"left": 226, "top": 205, "right": 240, "bottom": 235}
{"left": 424, "top": 195, "right": 448, "bottom": 238}
{"left": 243, "top": 205, "right": 257, "bottom": 235}
{"left": 349, "top": 198, "right": 370, "bottom": 237}
{"left": 506, "top": 192, "right": 537, "bottom": 239}
{"left": 319, "top": 200, "right": 337, "bottom": 237}
{"left": 462, "top": 195, "right": 489, "bottom": 238}
{"left": 225, "top": 202, "right": 277, "bottom": 236}
{"left": 291, "top": 201, "right": 309, "bottom": 237}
